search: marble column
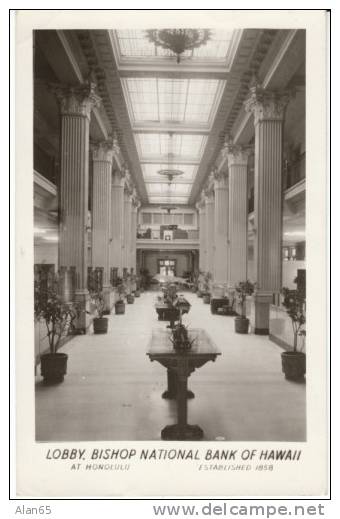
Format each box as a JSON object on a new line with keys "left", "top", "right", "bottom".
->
{"left": 213, "top": 169, "right": 229, "bottom": 284}
{"left": 92, "top": 140, "right": 114, "bottom": 313}
{"left": 130, "top": 196, "right": 140, "bottom": 273}
{"left": 204, "top": 190, "right": 215, "bottom": 275}
{"left": 123, "top": 188, "right": 132, "bottom": 271}
{"left": 226, "top": 146, "right": 249, "bottom": 287}
{"left": 55, "top": 81, "right": 100, "bottom": 331}
{"left": 196, "top": 200, "right": 206, "bottom": 272}
{"left": 110, "top": 169, "right": 125, "bottom": 277}
{"left": 245, "top": 85, "right": 290, "bottom": 334}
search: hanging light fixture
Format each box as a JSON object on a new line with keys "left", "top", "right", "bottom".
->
{"left": 145, "top": 29, "right": 211, "bottom": 64}
{"left": 157, "top": 132, "right": 184, "bottom": 185}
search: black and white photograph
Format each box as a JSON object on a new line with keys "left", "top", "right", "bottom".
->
{"left": 14, "top": 9, "right": 327, "bottom": 497}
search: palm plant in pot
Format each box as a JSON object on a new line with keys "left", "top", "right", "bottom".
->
{"left": 115, "top": 280, "right": 126, "bottom": 315}
{"left": 280, "top": 286, "right": 306, "bottom": 380}
{"left": 234, "top": 280, "right": 255, "bottom": 333}
{"left": 91, "top": 291, "right": 108, "bottom": 334}
{"left": 34, "top": 275, "right": 77, "bottom": 383}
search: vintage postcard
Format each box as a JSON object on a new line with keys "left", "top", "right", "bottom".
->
{"left": 14, "top": 9, "right": 328, "bottom": 497}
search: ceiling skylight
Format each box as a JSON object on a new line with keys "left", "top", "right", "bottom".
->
{"left": 123, "top": 78, "right": 224, "bottom": 125}
{"left": 135, "top": 133, "right": 206, "bottom": 161}
{"left": 115, "top": 29, "right": 234, "bottom": 60}
{"left": 146, "top": 183, "right": 192, "bottom": 195}
{"left": 149, "top": 196, "right": 189, "bottom": 205}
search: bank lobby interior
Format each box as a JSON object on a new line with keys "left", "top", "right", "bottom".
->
{"left": 34, "top": 28, "right": 306, "bottom": 441}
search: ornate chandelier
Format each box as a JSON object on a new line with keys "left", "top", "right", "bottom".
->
{"left": 157, "top": 133, "right": 184, "bottom": 185}
{"left": 145, "top": 29, "right": 211, "bottom": 64}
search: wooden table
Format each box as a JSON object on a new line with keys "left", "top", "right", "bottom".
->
{"left": 147, "top": 328, "right": 220, "bottom": 440}
{"left": 155, "top": 298, "right": 190, "bottom": 328}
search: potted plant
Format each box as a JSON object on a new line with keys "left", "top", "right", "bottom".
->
{"left": 91, "top": 291, "right": 108, "bottom": 334}
{"left": 34, "top": 276, "right": 77, "bottom": 383}
{"left": 115, "top": 281, "right": 126, "bottom": 315}
{"left": 134, "top": 275, "right": 141, "bottom": 297}
{"left": 125, "top": 273, "right": 135, "bottom": 304}
{"left": 202, "top": 272, "right": 212, "bottom": 304}
{"left": 234, "top": 280, "right": 255, "bottom": 333}
{"left": 280, "top": 286, "right": 306, "bottom": 380}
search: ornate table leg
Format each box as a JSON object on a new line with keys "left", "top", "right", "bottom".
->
{"left": 161, "top": 364, "right": 203, "bottom": 441}
{"left": 162, "top": 369, "right": 195, "bottom": 399}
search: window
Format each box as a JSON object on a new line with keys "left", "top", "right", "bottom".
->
{"left": 142, "top": 213, "right": 152, "bottom": 224}
{"left": 184, "top": 213, "right": 194, "bottom": 226}
{"left": 153, "top": 213, "right": 163, "bottom": 224}
{"left": 173, "top": 213, "right": 183, "bottom": 225}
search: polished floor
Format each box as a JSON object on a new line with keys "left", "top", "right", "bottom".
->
{"left": 35, "top": 291, "right": 306, "bottom": 442}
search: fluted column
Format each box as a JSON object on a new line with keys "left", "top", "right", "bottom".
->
{"left": 92, "top": 140, "right": 114, "bottom": 312}
{"left": 213, "top": 169, "right": 229, "bottom": 284}
{"left": 55, "top": 81, "right": 100, "bottom": 331}
{"left": 204, "top": 190, "right": 215, "bottom": 275}
{"left": 123, "top": 188, "right": 132, "bottom": 271}
{"left": 110, "top": 169, "right": 125, "bottom": 277}
{"left": 245, "top": 85, "right": 290, "bottom": 334}
{"left": 130, "top": 196, "right": 140, "bottom": 273}
{"left": 226, "top": 146, "right": 249, "bottom": 287}
{"left": 196, "top": 199, "right": 206, "bottom": 272}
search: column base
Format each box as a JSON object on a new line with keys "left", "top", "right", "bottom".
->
{"left": 74, "top": 289, "right": 92, "bottom": 334}
{"left": 102, "top": 284, "right": 112, "bottom": 314}
{"left": 250, "top": 292, "right": 273, "bottom": 335}
{"left": 162, "top": 389, "right": 195, "bottom": 400}
{"left": 161, "top": 424, "right": 203, "bottom": 441}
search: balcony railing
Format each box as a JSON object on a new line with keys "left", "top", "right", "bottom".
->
{"left": 137, "top": 229, "right": 199, "bottom": 240}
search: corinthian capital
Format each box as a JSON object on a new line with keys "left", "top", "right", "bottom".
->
{"left": 226, "top": 145, "right": 251, "bottom": 168}
{"left": 213, "top": 167, "right": 228, "bottom": 189}
{"left": 244, "top": 84, "right": 291, "bottom": 125}
{"left": 92, "top": 138, "right": 115, "bottom": 163}
{"left": 53, "top": 80, "right": 101, "bottom": 120}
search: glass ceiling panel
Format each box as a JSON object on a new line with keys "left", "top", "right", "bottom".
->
{"left": 135, "top": 133, "right": 206, "bottom": 160}
{"left": 142, "top": 163, "right": 197, "bottom": 182}
{"left": 116, "top": 29, "right": 234, "bottom": 60}
{"left": 149, "top": 196, "right": 188, "bottom": 205}
{"left": 146, "top": 183, "right": 192, "bottom": 195}
{"left": 124, "top": 78, "right": 223, "bottom": 124}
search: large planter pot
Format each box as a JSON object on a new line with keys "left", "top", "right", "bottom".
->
{"left": 203, "top": 294, "right": 211, "bottom": 304}
{"left": 234, "top": 316, "right": 250, "bottom": 334}
{"left": 115, "top": 301, "right": 125, "bottom": 314}
{"left": 134, "top": 290, "right": 141, "bottom": 297}
{"left": 126, "top": 294, "right": 135, "bottom": 304}
{"left": 93, "top": 317, "right": 108, "bottom": 334}
{"left": 281, "top": 351, "right": 306, "bottom": 381}
{"left": 197, "top": 290, "right": 202, "bottom": 298}
{"left": 40, "top": 352, "right": 68, "bottom": 384}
